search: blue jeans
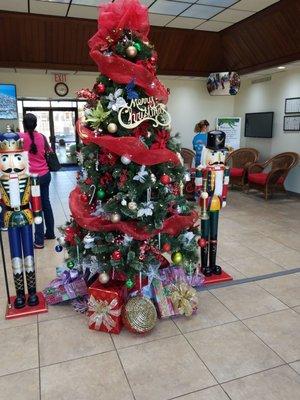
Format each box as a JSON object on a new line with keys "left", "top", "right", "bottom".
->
{"left": 35, "top": 172, "right": 55, "bottom": 245}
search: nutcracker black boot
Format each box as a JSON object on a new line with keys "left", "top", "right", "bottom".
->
{"left": 26, "top": 271, "right": 39, "bottom": 306}
{"left": 201, "top": 242, "right": 212, "bottom": 276}
{"left": 13, "top": 272, "right": 26, "bottom": 309}
{"left": 209, "top": 240, "right": 222, "bottom": 275}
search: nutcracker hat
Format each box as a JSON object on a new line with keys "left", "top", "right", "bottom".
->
{"left": 0, "top": 132, "right": 24, "bottom": 153}
{"left": 206, "top": 130, "right": 226, "bottom": 151}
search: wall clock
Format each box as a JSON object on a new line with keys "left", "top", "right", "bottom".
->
{"left": 54, "top": 82, "right": 69, "bottom": 97}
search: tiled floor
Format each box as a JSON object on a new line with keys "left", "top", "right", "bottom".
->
{"left": 0, "top": 171, "right": 300, "bottom": 400}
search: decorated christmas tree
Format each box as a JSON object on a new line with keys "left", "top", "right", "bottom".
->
{"left": 47, "top": 0, "right": 201, "bottom": 333}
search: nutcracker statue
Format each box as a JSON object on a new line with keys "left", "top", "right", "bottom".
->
{"left": 0, "top": 132, "right": 43, "bottom": 309}
{"left": 195, "top": 130, "right": 230, "bottom": 277}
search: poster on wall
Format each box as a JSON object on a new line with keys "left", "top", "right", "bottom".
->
{"left": 216, "top": 117, "right": 241, "bottom": 149}
{"left": 207, "top": 72, "right": 241, "bottom": 96}
{"left": 0, "top": 84, "right": 18, "bottom": 119}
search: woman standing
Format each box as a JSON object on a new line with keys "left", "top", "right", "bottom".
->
{"left": 20, "top": 113, "right": 55, "bottom": 248}
{"left": 193, "top": 119, "right": 209, "bottom": 167}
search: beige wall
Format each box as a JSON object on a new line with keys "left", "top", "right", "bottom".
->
{"left": 235, "top": 68, "right": 300, "bottom": 193}
{"left": 0, "top": 71, "right": 235, "bottom": 145}
{"left": 0, "top": 68, "right": 299, "bottom": 192}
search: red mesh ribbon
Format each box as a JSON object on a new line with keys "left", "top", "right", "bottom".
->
{"left": 89, "top": 0, "right": 150, "bottom": 51}
{"left": 77, "top": 121, "right": 180, "bottom": 166}
{"left": 89, "top": 51, "right": 169, "bottom": 103}
{"left": 69, "top": 186, "right": 198, "bottom": 241}
{"left": 88, "top": 0, "right": 168, "bottom": 103}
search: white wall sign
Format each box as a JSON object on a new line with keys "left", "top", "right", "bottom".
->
{"left": 216, "top": 117, "right": 241, "bottom": 149}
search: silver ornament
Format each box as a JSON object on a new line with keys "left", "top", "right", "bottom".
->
{"left": 128, "top": 201, "right": 137, "bottom": 211}
{"left": 150, "top": 173, "right": 156, "bottom": 183}
{"left": 121, "top": 155, "right": 131, "bottom": 165}
{"left": 99, "top": 272, "right": 110, "bottom": 284}
{"left": 111, "top": 212, "right": 121, "bottom": 223}
{"left": 58, "top": 236, "right": 66, "bottom": 246}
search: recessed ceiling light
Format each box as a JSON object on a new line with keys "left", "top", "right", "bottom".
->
{"left": 278, "top": 66, "right": 286, "bottom": 70}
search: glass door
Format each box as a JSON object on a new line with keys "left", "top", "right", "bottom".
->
{"left": 23, "top": 109, "right": 51, "bottom": 142}
{"left": 23, "top": 107, "right": 78, "bottom": 166}
{"left": 52, "top": 109, "right": 78, "bottom": 165}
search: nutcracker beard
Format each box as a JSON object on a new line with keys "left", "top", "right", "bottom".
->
{"left": 0, "top": 134, "right": 39, "bottom": 309}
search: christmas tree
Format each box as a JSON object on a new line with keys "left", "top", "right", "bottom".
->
{"left": 57, "top": 0, "right": 200, "bottom": 294}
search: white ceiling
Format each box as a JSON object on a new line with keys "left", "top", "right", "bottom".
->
{"left": 0, "top": 0, "right": 280, "bottom": 31}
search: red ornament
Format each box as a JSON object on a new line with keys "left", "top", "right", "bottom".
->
{"left": 198, "top": 238, "right": 207, "bottom": 248}
{"left": 65, "top": 226, "right": 73, "bottom": 235}
{"left": 111, "top": 250, "right": 122, "bottom": 261}
{"left": 85, "top": 178, "right": 93, "bottom": 185}
{"left": 162, "top": 243, "right": 171, "bottom": 252}
{"left": 97, "top": 83, "right": 106, "bottom": 94}
{"left": 80, "top": 193, "right": 89, "bottom": 203}
{"left": 160, "top": 174, "right": 171, "bottom": 185}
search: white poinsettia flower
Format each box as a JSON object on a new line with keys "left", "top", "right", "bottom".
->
{"left": 106, "top": 88, "right": 127, "bottom": 111}
{"left": 133, "top": 165, "right": 148, "bottom": 183}
{"left": 123, "top": 234, "right": 133, "bottom": 245}
{"left": 182, "top": 231, "right": 195, "bottom": 244}
{"left": 137, "top": 201, "right": 154, "bottom": 218}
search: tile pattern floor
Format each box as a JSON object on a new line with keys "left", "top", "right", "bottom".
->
{"left": 0, "top": 171, "right": 300, "bottom": 399}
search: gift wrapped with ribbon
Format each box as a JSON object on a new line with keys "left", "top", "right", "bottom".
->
{"left": 152, "top": 266, "right": 188, "bottom": 318}
{"left": 88, "top": 279, "right": 127, "bottom": 334}
{"left": 43, "top": 270, "right": 88, "bottom": 305}
{"left": 88, "top": 295, "right": 122, "bottom": 332}
{"left": 171, "top": 282, "right": 198, "bottom": 317}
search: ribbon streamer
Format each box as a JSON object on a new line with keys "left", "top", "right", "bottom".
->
{"left": 69, "top": 186, "right": 198, "bottom": 240}
{"left": 77, "top": 121, "right": 180, "bottom": 166}
{"left": 88, "top": 295, "right": 121, "bottom": 331}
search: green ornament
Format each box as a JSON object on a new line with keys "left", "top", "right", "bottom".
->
{"left": 181, "top": 205, "right": 188, "bottom": 213}
{"left": 67, "top": 260, "right": 75, "bottom": 269}
{"left": 133, "top": 42, "right": 142, "bottom": 52}
{"left": 96, "top": 188, "right": 106, "bottom": 200}
{"left": 125, "top": 278, "right": 135, "bottom": 289}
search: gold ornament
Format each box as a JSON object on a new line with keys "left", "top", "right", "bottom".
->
{"left": 107, "top": 122, "right": 118, "bottom": 134}
{"left": 111, "top": 212, "right": 121, "bottom": 223}
{"left": 171, "top": 282, "right": 198, "bottom": 317}
{"left": 99, "top": 272, "right": 110, "bottom": 284}
{"left": 126, "top": 45, "right": 137, "bottom": 58}
{"left": 122, "top": 296, "right": 157, "bottom": 334}
{"left": 128, "top": 201, "right": 137, "bottom": 211}
{"left": 171, "top": 251, "right": 183, "bottom": 265}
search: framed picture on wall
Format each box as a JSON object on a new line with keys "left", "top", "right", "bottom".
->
{"left": 285, "top": 97, "right": 300, "bottom": 114}
{"left": 283, "top": 115, "right": 300, "bottom": 132}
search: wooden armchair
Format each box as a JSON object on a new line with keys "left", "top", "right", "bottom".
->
{"left": 225, "top": 148, "right": 259, "bottom": 189}
{"left": 181, "top": 148, "right": 195, "bottom": 169}
{"left": 247, "top": 152, "right": 299, "bottom": 200}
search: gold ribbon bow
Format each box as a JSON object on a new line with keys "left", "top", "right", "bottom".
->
{"left": 88, "top": 295, "right": 121, "bottom": 331}
{"left": 171, "top": 282, "right": 198, "bottom": 317}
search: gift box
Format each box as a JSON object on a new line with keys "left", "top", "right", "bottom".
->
{"left": 152, "top": 266, "right": 186, "bottom": 318}
{"left": 152, "top": 266, "right": 193, "bottom": 318}
{"left": 87, "top": 280, "right": 127, "bottom": 334}
{"left": 43, "top": 270, "right": 88, "bottom": 305}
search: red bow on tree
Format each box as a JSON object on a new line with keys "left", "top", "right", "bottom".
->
{"left": 150, "top": 130, "right": 170, "bottom": 150}
{"left": 99, "top": 150, "right": 118, "bottom": 166}
{"left": 133, "top": 121, "right": 150, "bottom": 138}
{"left": 100, "top": 172, "right": 113, "bottom": 186}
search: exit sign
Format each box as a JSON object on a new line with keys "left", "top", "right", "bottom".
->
{"left": 54, "top": 73, "right": 67, "bottom": 83}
